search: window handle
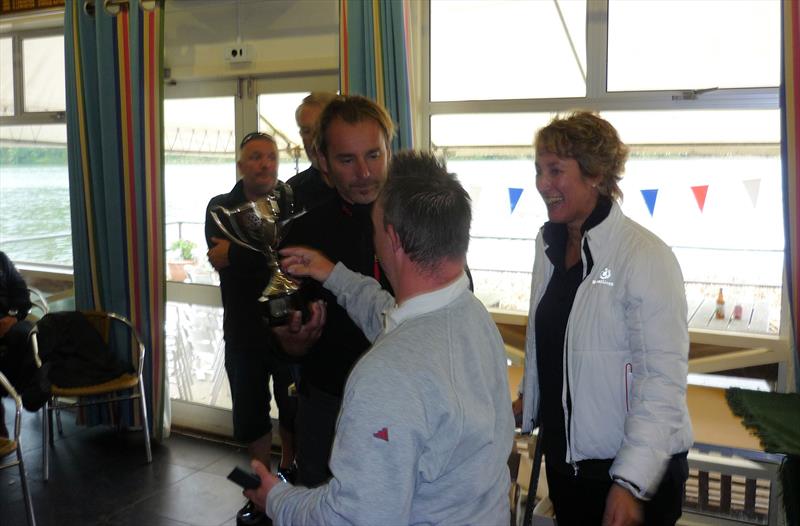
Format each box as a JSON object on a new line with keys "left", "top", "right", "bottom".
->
{"left": 672, "top": 87, "right": 718, "bottom": 101}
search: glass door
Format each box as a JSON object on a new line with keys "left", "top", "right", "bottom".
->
{"left": 164, "top": 80, "right": 239, "bottom": 435}
{"left": 164, "top": 73, "right": 336, "bottom": 437}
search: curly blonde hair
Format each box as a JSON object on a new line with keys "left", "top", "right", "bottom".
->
{"left": 534, "top": 111, "right": 629, "bottom": 201}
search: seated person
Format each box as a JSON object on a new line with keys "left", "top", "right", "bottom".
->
{"left": 0, "top": 251, "right": 35, "bottom": 438}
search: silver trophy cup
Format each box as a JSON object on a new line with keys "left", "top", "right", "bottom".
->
{"left": 210, "top": 191, "right": 305, "bottom": 326}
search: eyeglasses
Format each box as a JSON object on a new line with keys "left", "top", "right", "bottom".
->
{"left": 240, "top": 131, "right": 275, "bottom": 149}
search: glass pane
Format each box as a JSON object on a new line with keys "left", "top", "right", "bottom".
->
{"left": 432, "top": 113, "right": 554, "bottom": 147}
{"left": 164, "top": 96, "right": 229, "bottom": 411}
{"left": 257, "top": 92, "right": 310, "bottom": 181}
{"left": 606, "top": 109, "right": 783, "bottom": 335}
{"left": 606, "top": 109, "right": 780, "bottom": 145}
{"left": 0, "top": 37, "right": 13, "bottom": 116}
{"left": 608, "top": 0, "right": 780, "bottom": 91}
{"left": 432, "top": 110, "right": 783, "bottom": 334}
{"left": 164, "top": 97, "right": 235, "bottom": 284}
{"left": 166, "top": 300, "right": 281, "bottom": 419}
{"left": 166, "top": 302, "right": 229, "bottom": 407}
{"left": 22, "top": 35, "right": 66, "bottom": 112}
{"left": 0, "top": 124, "right": 72, "bottom": 267}
{"left": 432, "top": 113, "right": 553, "bottom": 311}
{"left": 431, "top": 0, "right": 586, "bottom": 101}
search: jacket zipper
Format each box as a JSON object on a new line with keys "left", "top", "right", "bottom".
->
{"left": 564, "top": 330, "right": 578, "bottom": 476}
{"left": 565, "top": 234, "right": 592, "bottom": 477}
{"left": 625, "top": 362, "right": 633, "bottom": 412}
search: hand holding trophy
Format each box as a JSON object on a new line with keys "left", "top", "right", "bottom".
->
{"left": 210, "top": 183, "right": 306, "bottom": 326}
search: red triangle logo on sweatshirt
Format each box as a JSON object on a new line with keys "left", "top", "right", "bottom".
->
{"left": 373, "top": 427, "right": 389, "bottom": 442}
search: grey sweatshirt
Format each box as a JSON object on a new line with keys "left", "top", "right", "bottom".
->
{"left": 267, "top": 264, "right": 514, "bottom": 525}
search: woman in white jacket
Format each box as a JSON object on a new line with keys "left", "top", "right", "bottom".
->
{"left": 515, "top": 112, "right": 693, "bottom": 526}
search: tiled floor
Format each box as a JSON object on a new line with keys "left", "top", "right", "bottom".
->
{"left": 0, "top": 398, "right": 266, "bottom": 526}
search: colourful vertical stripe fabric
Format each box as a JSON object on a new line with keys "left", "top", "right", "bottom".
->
{"left": 64, "top": 0, "right": 167, "bottom": 438}
{"left": 339, "top": 0, "right": 414, "bottom": 151}
{"left": 67, "top": 4, "right": 101, "bottom": 308}
{"left": 142, "top": 3, "right": 167, "bottom": 430}
{"left": 782, "top": 0, "right": 800, "bottom": 392}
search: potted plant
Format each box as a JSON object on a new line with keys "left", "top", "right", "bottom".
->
{"left": 168, "top": 239, "right": 197, "bottom": 282}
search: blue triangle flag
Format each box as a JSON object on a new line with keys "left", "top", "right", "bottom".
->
{"left": 508, "top": 188, "right": 523, "bottom": 214}
{"left": 640, "top": 188, "right": 658, "bottom": 216}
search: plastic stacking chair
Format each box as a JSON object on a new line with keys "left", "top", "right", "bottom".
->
{"left": 29, "top": 311, "right": 152, "bottom": 481}
{"left": 0, "top": 371, "right": 37, "bottom": 526}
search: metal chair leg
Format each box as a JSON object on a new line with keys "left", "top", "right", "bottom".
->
{"left": 17, "top": 448, "right": 36, "bottom": 526}
{"left": 43, "top": 401, "right": 51, "bottom": 481}
{"left": 138, "top": 382, "right": 152, "bottom": 463}
{"left": 55, "top": 401, "right": 63, "bottom": 436}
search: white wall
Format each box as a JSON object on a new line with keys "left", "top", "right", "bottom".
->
{"left": 165, "top": 0, "right": 339, "bottom": 81}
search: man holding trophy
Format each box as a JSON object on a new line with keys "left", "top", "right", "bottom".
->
{"left": 205, "top": 131, "right": 302, "bottom": 526}
{"left": 272, "top": 95, "right": 396, "bottom": 488}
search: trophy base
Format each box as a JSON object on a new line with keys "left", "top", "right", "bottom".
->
{"left": 260, "top": 290, "right": 308, "bottom": 327}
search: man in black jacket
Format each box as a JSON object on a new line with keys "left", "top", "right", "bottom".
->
{"left": 274, "top": 95, "right": 395, "bottom": 487}
{"left": 205, "top": 133, "right": 295, "bottom": 526}
{"left": 286, "top": 92, "right": 338, "bottom": 213}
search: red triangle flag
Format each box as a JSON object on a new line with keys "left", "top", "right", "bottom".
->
{"left": 691, "top": 185, "right": 708, "bottom": 212}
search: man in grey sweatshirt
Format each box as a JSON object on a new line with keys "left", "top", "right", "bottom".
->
{"left": 243, "top": 151, "right": 515, "bottom": 525}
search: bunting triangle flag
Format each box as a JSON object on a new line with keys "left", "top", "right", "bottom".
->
{"left": 508, "top": 188, "right": 523, "bottom": 214}
{"left": 742, "top": 179, "right": 761, "bottom": 207}
{"left": 691, "top": 185, "right": 709, "bottom": 212}
{"left": 640, "top": 189, "right": 659, "bottom": 216}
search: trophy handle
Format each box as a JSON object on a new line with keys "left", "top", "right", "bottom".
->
{"left": 277, "top": 208, "right": 307, "bottom": 229}
{"left": 210, "top": 205, "right": 263, "bottom": 253}
{"left": 276, "top": 208, "right": 307, "bottom": 245}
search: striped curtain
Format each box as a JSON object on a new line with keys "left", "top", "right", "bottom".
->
{"left": 782, "top": 0, "right": 800, "bottom": 393}
{"left": 64, "top": 0, "right": 168, "bottom": 438}
{"left": 339, "top": 0, "right": 414, "bottom": 151}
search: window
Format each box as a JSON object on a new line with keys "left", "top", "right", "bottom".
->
{"left": 430, "top": 0, "right": 586, "bottom": 101}
{"left": 608, "top": 109, "right": 783, "bottom": 334}
{"left": 607, "top": 0, "right": 780, "bottom": 92}
{"left": 0, "top": 29, "right": 70, "bottom": 269}
{"left": 427, "top": 0, "right": 782, "bottom": 337}
{"left": 164, "top": 96, "right": 236, "bottom": 285}
{"left": 0, "top": 124, "right": 70, "bottom": 265}
{"left": 22, "top": 34, "right": 66, "bottom": 112}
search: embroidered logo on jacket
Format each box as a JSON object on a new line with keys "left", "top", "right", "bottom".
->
{"left": 591, "top": 267, "right": 614, "bottom": 287}
{"left": 373, "top": 427, "right": 389, "bottom": 442}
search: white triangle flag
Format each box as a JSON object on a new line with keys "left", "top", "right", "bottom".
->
{"left": 742, "top": 179, "right": 760, "bottom": 208}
